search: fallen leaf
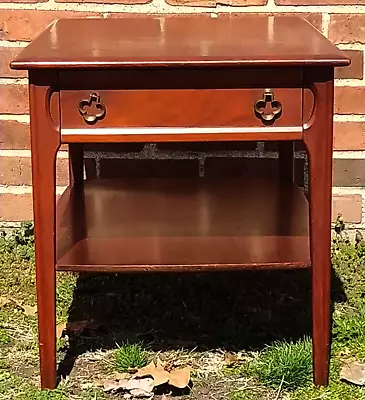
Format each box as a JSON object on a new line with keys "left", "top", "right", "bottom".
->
{"left": 115, "top": 372, "right": 132, "bottom": 380}
{"left": 22, "top": 304, "right": 37, "bottom": 316}
{"left": 224, "top": 352, "right": 238, "bottom": 366}
{"left": 103, "top": 377, "right": 154, "bottom": 394}
{"left": 56, "top": 323, "right": 67, "bottom": 339}
{"left": 135, "top": 359, "right": 190, "bottom": 389}
{"left": 125, "top": 378, "right": 154, "bottom": 392}
{"left": 162, "top": 359, "right": 174, "bottom": 373}
{"left": 341, "top": 361, "right": 365, "bottom": 385}
{"left": 0, "top": 296, "right": 12, "bottom": 307}
{"left": 136, "top": 360, "right": 170, "bottom": 386}
{"left": 0, "top": 296, "right": 21, "bottom": 309}
{"left": 168, "top": 367, "right": 191, "bottom": 389}
{"left": 0, "top": 297, "right": 37, "bottom": 316}
{"left": 129, "top": 388, "right": 154, "bottom": 398}
{"left": 103, "top": 379, "right": 121, "bottom": 392}
{"left": 135, "top": 362, "right": 157, "bottom": 377}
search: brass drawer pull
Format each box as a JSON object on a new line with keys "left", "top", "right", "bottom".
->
{"left": 254, "top": 89, "right": 282, "bottom": 123}
{"left": 78, "top": 92, "right": 106, "bottom": 123}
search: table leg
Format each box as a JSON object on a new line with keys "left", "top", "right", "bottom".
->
{"left": 303, "top": 68, "right": 334, "bottom": 387}
{"left": 278, "top": 141, "right": 294, "bottom": 182}
{"left": 68, "top": 143, "right": 84, "bottom": 186}
{"left": 29, "top": 71, "right": 61, "bottom": 389}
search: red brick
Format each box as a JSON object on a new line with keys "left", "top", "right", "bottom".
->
{"left": 0, "top": 157, "right": 32, "bottom": 185}
{"left": 334, "top": 87, "right": 365, "bottom": 115}
{"left": 1, "top": 0, "right": 47, "bottom": 3}
{"left": 297, "top": 13, "right": 322, "bottom": 31}
{"left": 333, "top": 159, "right": 365, "bottom": 187}
{"left": 277, "top": 0, "right": 362, "bottom": 4}
{"left": 0, "top": 85, "right": 28, "bottom": 114}
{"left": 329, "top": 15, "right": 365, "bottom": 44}
{"left": 332, "top": 195, "right": 362, "bottom": 223}
{"left": 335, "top": 50, "right": 363, "bottom": 79}
{"left": 0, "top": 193, "right": 32, "bottom": 221}
{"left": 0, "top": 11, "right": 101, "bottom": 42}
{"left": 56, "top": 158, "right": 69, "bottom": 186}
{"left": 334, "top": 122, "right": 365, "bottom": 150}
{"left": 57, "top": 0, "right": 150, "bottom": 3}
{"left": 0, "top": 156, "right": 69, "bottom": 185}
{"left": 0, "top": 121, "right": 30, "bottom": 149}
{"left": 0, "top": 47, "right": 27, "bottom": 78}
{"left": 167, "top": 0, "right": 266, "bottom": 7}
{"left": 231, "top": 13, "right": 322, "bottom": 31}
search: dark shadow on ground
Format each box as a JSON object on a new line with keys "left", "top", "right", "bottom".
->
{"left": 57, "top": 267, "right": 345, "bottom": 379}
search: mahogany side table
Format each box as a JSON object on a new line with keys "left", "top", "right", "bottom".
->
{"left": 11, "top": 15, "right": 350, "bottom": 389}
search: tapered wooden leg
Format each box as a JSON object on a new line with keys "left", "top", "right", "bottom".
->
{"left": 29, "top": 71, "right": 60, "bottom": 389}
{"left": 303, "top": 68, "right": 334, "bottom": 387}
{"left": 68, "top": 143, "right": 84, "bottom": 186}
{"left": 278, "top": 141, "right": 294, "bottom": 182}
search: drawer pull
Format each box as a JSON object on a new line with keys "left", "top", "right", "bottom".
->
{"left": 254, "top": 89, "right": 282, "bottom": 123}
{"left": 78, "top": 92, "right": 106, "bottom": 123}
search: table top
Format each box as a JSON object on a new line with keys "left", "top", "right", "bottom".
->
{"left": 11, "top": 15, "right": 350, "bottom": 70}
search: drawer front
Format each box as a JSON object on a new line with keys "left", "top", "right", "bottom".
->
{"left": 60, "top": 88, "right": 302, "bottom": 130}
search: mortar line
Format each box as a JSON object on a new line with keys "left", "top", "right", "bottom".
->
{"left": 0, "top": 2, "right": 364, "bottom": 13}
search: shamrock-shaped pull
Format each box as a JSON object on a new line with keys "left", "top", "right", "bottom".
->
{"left": 254, "top": 89, "right": 282, "bottom": 123}
{"left": 78, "top": 92, "right": 106, "bottom": 123}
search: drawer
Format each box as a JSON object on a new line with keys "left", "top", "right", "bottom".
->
{"left": 60, "top": 87, "right": 302, "bottom": 130}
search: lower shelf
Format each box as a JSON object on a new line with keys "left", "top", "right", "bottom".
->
{"left": 56, "top": 177, "right": 310, "bottom": 272}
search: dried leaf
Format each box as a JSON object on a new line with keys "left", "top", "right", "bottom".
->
{"left": 135, "top": 362, "right": 157, "bottom": 377}
{"left": 115, "top": 372, "right": 132, "bottom": 380}
{"left": 22, "top": 304, "right": 37, "bottom": 316}
{"left": 341, "top": 361, "right": 365, "bottom": 385}
{"left": 168, "top": 367, "right": 191, "bottom": 389}
{"left": 103, "top": 379, "right": 122, "bottom": 392}
{"left": 129, "top": 388, "right": 154, "bottom": 398}
{"left": 0, "top": 296, "right": 37, "bottom": 316}
{"left": 0, "top": 296, "right": 12, "bottom": 307}
{"left": 135, "top": 360, "right": 169, "bottom": 387}
{"left": 56, "top": 323, "right": 67, "bottom": 339}
{"left": 125, "top": 378, "right": 154, "bottom": 392}
{"left": 103, "top": 377, "right": 154, "bottom": 393}
{"left": 224, "top": 352, "right": 238, "bottom": 366}
{"left": 0, "top": 296, "right": 20, "bottom": 308}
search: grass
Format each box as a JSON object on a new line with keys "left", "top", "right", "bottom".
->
{"left": 0, "top": 329, "right": 11, "bottom": 346}
{"left": 0, "top": 370, "right": 68, "bottom": 400}
{"left": 1, "top": 221, "right": 365, "bottom": 399}
{"left": 114, "top": 342, "right": 148, "bottom": 372}
{"left": 249, "top": 337, "right": 312, "bottom": 390}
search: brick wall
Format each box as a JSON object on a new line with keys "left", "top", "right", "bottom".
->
{"left": 0, "top": 2, "right": 364, "bottom": 231}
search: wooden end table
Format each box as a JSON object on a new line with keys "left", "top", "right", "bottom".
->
{"left": 11, "top": 15, "right": 349, "bottom": 389}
